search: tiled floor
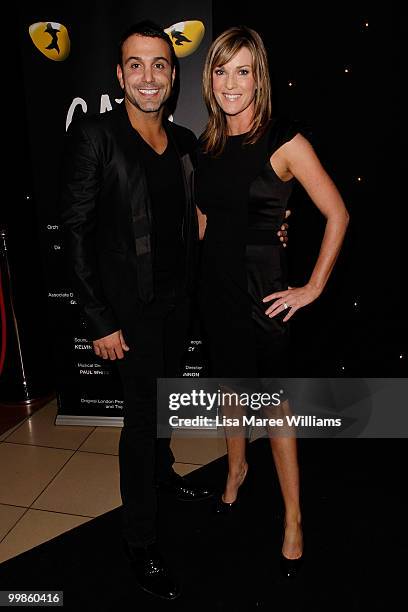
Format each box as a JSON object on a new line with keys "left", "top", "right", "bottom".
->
{"left": 0, "top": 399, "right": 227, "bottom": 564}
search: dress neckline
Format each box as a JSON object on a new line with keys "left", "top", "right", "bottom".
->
{"left": 227, "top": 119, "right": 276, "bottom": 139}
{"left": 227, "top": 130, "right": 250, "bottom": 138}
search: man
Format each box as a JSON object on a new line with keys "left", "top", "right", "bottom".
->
{"left": 60, "top": 21, "right": 212, "bottom": 601}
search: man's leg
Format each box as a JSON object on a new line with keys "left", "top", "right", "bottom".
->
{"left": 154, "top": 295, "right": 214, "bottom": 502}
{"left": 116, "top": 307, "right": 165, "bottom": 545}
{"left": 154, "top": 295, "right": 191, "bottom": 484}
{"left": 118, "top": 295, "right": 212, "bottom": 542}
{"left": 118, "top": 373, "right": 160, "bottom": 547}
{"left": 115, "top": 302, "right": 186, "bottom": 600}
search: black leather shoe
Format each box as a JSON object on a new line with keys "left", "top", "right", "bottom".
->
{"left": 158, "top": 476, "right": 214, "bottom": 502}
{"left": 279, "top": 553, "right": 303, "bottom": 579}
{"left": 124, "top": 541, "right": 180, "bottom": 600}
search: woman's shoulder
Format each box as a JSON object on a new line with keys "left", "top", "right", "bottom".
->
{"left": 267, "top": 116, "right": 313, "bottom": 153}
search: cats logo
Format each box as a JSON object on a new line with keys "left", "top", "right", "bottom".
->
{"left": 29, "top": 22, "right": 70, "bottom": 61}
{"left": 164, "top": 21, "right": 205, "bottom": 58}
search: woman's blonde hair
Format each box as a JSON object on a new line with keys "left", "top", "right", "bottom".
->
{"left": 201, "top": 26, "right": 272, "bottom": 155}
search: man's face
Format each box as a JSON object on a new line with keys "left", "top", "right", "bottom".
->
{"left": 117, "top": 34, "right": 175, "bottom": 114}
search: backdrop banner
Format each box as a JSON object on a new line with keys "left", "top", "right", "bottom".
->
{"left": 18, "top": 1, "right": 212, "bottom": 425}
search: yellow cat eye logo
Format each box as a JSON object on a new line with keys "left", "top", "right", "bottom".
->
{"left": 29, "top": 22, "right": 70, "bottom": 61}
{"left": 164, "top": 21, "right": 205, "bottom": 58}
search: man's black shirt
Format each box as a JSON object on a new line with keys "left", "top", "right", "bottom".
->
{"left": 136, "top": 133, "right": 186, "bottom": 296}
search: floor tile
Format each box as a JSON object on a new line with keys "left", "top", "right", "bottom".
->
{"left": 31, "top": 452, "right": 121, "bottom": 517}
{"left": 0, "top": 444, "right": 74, "bottom": 507}
{"left": 5, "top": 401, "right": 94, "bottom": 450}
{"left": 173, "top": 462, "right": 202, "bottom": 476}
{"left": 0, "top": 509, "right": 90, "bottom": 564}
{"left": 0, "top": 421, "right": 27, "bottom": 442}
{"left": 0, "top": 504, "right": 27, "bottom": 541}
{"left": 78, "top": 427, "right": 121, "bottom": 455}
{"left": 171, "top": 436, "right": 226, "bottom": 465}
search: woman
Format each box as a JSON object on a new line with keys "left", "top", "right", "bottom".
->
{"left": 195, "top": 26, "right": 349, "bottom": 577}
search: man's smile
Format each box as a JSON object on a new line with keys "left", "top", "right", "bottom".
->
{"left": 138, "top": 88, "right": 160, "bottom": 96}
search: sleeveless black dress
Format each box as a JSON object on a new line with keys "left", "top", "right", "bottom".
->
{"left": 195, "top": 118, "right": 302, "bottom": 378}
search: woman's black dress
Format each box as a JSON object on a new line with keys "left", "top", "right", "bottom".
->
{"left": 195, "top": 118, "right": 301, "bottom": 378}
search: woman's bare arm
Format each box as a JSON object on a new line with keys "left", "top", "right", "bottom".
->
{"left": 264, "top": 134, "right": 349, "bottom": 321}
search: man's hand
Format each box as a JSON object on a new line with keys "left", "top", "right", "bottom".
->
{"left": 277, "top": 209, "right": 291, "bottom": 247}
{"left": 93, "top": 330, "right": 129, "bottom": 360}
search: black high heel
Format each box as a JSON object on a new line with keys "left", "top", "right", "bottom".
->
{"left": 214, "top": 494, "right": 239, "bottom": 515}
{"left": 214, "top": 465, "right": 248, "bottom": 516}
{"left": 280, "top": 522, "right": 303, "bottom": 578}
{"left": 279, "top": 553, "right": 303, "bottom": 579}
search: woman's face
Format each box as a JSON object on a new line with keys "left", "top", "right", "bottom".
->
{"left": 212, "top": 46, "right": 256, "bottom": 118}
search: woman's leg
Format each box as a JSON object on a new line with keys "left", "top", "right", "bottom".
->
{"left": 269, "top": 428, "right": 303, "bottom": 559}
{"left": 223, "top": 435, "right": 248, "bottom": 502}
{"left": 219, "top": 384, "right": 250, "bottom": 503}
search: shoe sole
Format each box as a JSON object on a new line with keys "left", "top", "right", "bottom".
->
{"left": 138, "top": 583, "right": 181, "bottom": 600}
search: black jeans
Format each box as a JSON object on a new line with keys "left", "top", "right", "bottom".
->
{"left": 116, "top": 293, "right": 191, "bottom": 546}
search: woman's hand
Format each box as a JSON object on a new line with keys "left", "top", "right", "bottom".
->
{"left": 277, "top": 209, "right": 291, "bottom": 247}
{"left": 262, "top": 284, "right": 321, "bottom": 322}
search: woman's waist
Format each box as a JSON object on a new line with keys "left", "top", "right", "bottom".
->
{"left": 203, "top": 227, "right": 283, "bottom": 246}
{"left": 246, "top": 228, "right": 282, "bottom": 245}
{"left": 200, "top": 243, "right": 285, "bottom": 270}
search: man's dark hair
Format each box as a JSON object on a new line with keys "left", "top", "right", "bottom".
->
{"left": 117, "top": 20, "right": 177, "bottom": 68}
